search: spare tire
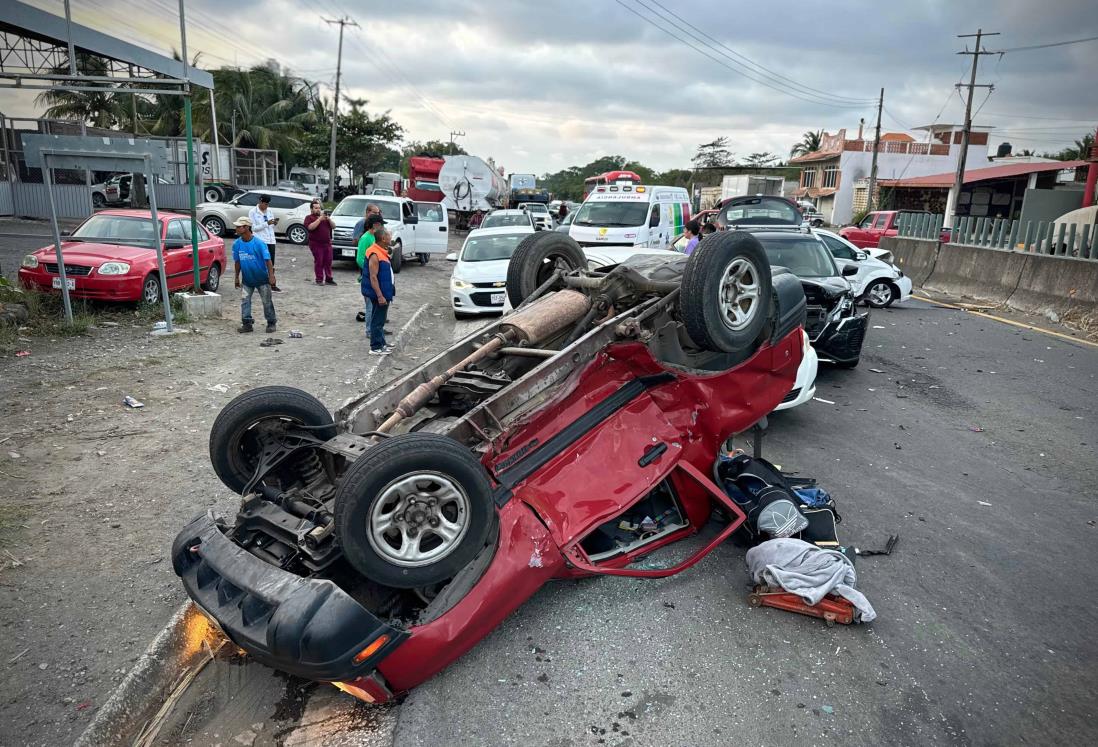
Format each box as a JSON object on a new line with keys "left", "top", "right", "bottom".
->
{"left": 505, "top": 232, "right": 586, "bottom": 307}
{"left": 335, "top": 433, "right": 497, "bottom": 589}
{"left": 679, "top": 231, "right": 772, "bottom": 353}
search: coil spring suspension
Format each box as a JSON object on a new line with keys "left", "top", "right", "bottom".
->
{"left": 295, "top": 449, "right": 325, "bottom": 484}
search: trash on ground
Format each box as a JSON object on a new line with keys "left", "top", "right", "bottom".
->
{"left": 978, "top": 500, "right": 993, "bottom": 507}
{"left": 872, "top": 325, "right": 886, "bottom": 329}
{"left": 152, "top": 320, "right": 167, "bottom": 330}
{"left": 259, "top": 337, "right": 284, "bottom": 348}
{"left": 207, "top": 383, "right": 228, "bottom": 393}
{"left": 746, "top": 538, "right": 876, "bottom": 623}
{"left": 968, "top": 426, "right": 984, "bottom": 432}
{"left": 812, "top": 396, "right": 835, "bottom": 405}
{"left": 122, "top": 395, "right": 144, "bottom": 409}
{"left": 289, "top": 330, "right": 303, "bottom": 338}
{"left": 855, "top": 535, "right": 899, "bottom": 557}
{"left": 869, "top": 368, "right": 885, "bottom": 373}
{"left": 15, "top": 350, "right": 30, "bottom": 357}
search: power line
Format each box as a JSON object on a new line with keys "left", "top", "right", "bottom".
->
{"left": 946, "top": 28, "right": 998, "bottom": 227}
{"left": 613, "top": 0, "right": 874, "bottom": 109}
{"left": 998, "top": 35, "right": 1098, "bottom": 53}
{"left": 982, "top": 111, "right": 1095, "bottom": 122}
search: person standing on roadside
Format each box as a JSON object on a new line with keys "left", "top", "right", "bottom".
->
{"left": 352, "top": 203, "right": 381, "bottom": 245}
{"left": 248, "top": 194, "right": 282, "bottom": 291}
{"left": 304, "top": 199, "right": 336, "bottom": 285}
{"left": 356, "top": 212, "right": 386, "bottom": 272}
{"left": 232, "top": 217, "right": 276, "bottom": 333}
{"left": 557, "top": 202, "right": 568, "bottom": 222}
{"left": 362, "top": 227, "right": 395, "bottom": 355}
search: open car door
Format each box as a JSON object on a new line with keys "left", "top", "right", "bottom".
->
{"left": 412, "top": 201, "right": 449, "bottom": 255}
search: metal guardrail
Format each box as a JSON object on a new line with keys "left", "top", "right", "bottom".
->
{"left": 898, "top": 212, "right": 1097, "bottom": 261}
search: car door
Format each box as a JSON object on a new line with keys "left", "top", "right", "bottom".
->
{"left": 645, "top": 204, "right": 660, "bottom": 247}
{"left": 412, "top": 201, "right": 449, "bottom": 254}
{"left": 268, "top": 195, "right": 305, "bottom": 234}
{"left": 399, "top": 201, "right": 417, "bottom": 252}
{"left": 163, "top": 219, "right": 194, "bottom": 290}
{"left": 820, "top": 233, "right": 869, "bottom": 295}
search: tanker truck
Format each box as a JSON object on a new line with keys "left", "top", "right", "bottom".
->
{"left": 438, "top": 155, "right": 506, "bottom": 229}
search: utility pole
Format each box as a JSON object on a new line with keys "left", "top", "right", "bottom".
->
{"left": 449, "top": 130, "right": 465, "bottom": 154}
{"left": 947, "top": 28, "right": 998, "bottom": 227}
{"left": 866, "top": 88, "right": 884, "bottom": 212}
{"left": 324, "top": 16, "right": 359, "bottom": 202}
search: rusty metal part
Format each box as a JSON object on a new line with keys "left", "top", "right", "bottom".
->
{"left": 497, "top": 347, "right": 557, "bottom": 358}
{"left": 516, "top": 269, "right": 564, "bottom": 310}
{"left": 499, "top": 289, "right": 591, "bottom": 344}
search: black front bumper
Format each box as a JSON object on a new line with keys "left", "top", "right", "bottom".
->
{"left": 814, "top": 311, "right": 869, "bottom": 363}
{"left": 172, "top": 513, "right": 407, "bottom": 682}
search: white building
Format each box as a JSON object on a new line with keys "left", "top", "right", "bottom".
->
{"left": 791, "top": 124, "right": 994, "bottom": 225}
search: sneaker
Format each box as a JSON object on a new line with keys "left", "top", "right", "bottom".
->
{"left": 356, "top": 311, "right": 367, "bottom": 322}
{"left": 238, "top": 323, "right": 253, "bottom": 333}
{"left": 325, "top": 278, "right": 338, "bottom": 285}
{"left": 265, "top": 323, "right": 276, "bottom": 333}
{"left": 271, "top": 285, "right": 283, "bottom": 292}
{"left": 369, "top": 347, "right": 392, "bottom": 356}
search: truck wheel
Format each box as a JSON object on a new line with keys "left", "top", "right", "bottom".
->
{"left": 203, "top": 185, "right": 224, "bottom": 203}
{"left": 391, "top": 242, "right": 404, "bottom": 274}
{"left": 506, "top": 232, "right": 586, "bottom": 307}
{"left": 335, "top": 433, "right": 497, "bottom": 589}
{"left": 679, "top": 231, "right": 772, "bottom": 353}
{"left": 209, "top": 386, "right": 336, "bottom": 494}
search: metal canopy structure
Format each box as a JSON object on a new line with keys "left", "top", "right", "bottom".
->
{"left": 0, "top": 0, "right": 213, "bottom": 92}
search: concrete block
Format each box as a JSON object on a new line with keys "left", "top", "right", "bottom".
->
{"left": 179, "top": 291, "right": 222, "bottom": 319}
{"left": 1006, "top": 253, "right": 1098, "bottom": 317}
{"left": 924, "top": 243, "right": 1028, "bottom": 305}
{"left": 881, "top": 237, "right": 939, "bottom": 287}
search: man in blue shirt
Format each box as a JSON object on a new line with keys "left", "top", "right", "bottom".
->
{"left": 232, "top": 216, "right": 277, "bottom": 333}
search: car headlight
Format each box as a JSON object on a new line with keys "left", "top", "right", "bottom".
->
{"left": 451, "top": 278, "right": 471, "bottom": 289}
{"left": 21, "top": 254, "right": 39, "bottom": 269}
{"left": 97, "top": 262, "right": 131, "bottom": 275}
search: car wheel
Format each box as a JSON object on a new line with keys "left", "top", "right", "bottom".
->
{"left": 203, "top": 186, "right": 224, "bottom": 203}
{"left": 505, "top": 232, "right": 586, "bottom": 307}
{"left": 202, "top": 262, "right": 221, "bottom": 292}
{"left": 202, "top": 216, "right": 225, "bottom": 237}
{"left": 864, "top": 279, "right": 897, "bottom": 308}
{"left": 811, "top": 219, "right": 824, "bottom": 227}
{"left": 208, "top": 386, "right": 337, "bottom": 495}
{"left": 418, "top": 253, "right": 429, "bottom": 265}
{"left": 141, "top": 273, "right": 162, "bottom": 305}
{"left": 286, "top": 224, "right": 308, "bottom": 245}
{"left": 679, "top": 231, "right": 772, "bottom": 353}
{"left": 92, "top": 192, "right": 106, "bottom": 208}
{"left": 391, "top": 242, "right": 404, "bottom": 274}
{"left": 335, "top": 433, "right": 497, "bottom": 588}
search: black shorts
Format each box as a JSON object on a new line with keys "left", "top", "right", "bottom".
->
{"left": 267, "top": 243, "right": 276, "bottom": 264}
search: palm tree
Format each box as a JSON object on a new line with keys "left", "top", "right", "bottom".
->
{"left": 34, "top": 53, "right": 127, "bottom": 129}
{"left": 790, "top": 130, "right": 823, "bottom": 158}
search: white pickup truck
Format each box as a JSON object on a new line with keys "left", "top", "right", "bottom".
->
{"left": 329, "top": 195, "right": 449, "bottom": 271}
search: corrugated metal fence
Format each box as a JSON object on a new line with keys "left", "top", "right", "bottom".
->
{"left": 899, "top": 213, "right": 1097, "bottom": 261}
{"left": 1, "top": 182, "right": 194, "bottom": 219}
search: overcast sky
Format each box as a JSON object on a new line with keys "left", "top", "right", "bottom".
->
{"left": 7, "top": 0, "right": 1098, "bottom": 173}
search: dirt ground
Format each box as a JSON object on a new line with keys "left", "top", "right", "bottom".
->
{"left": 0, "top": 235, "right": 464, "bottom": 746}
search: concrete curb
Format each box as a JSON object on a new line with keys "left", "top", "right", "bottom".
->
{"left": 75, "top": 602, "right": 216, "bottom": 747}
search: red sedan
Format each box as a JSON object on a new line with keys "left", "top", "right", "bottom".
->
{"left": 18, "top": 209, "right": 225, "bottom": 304}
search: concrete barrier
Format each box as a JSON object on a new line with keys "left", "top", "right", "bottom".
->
{"left": 880, "top": 237, "right": 939, "bottom": 286}
{"left": 924, "top": 243, "right": 1029, "bottom": 305}
{"left": 1006, "top": 251, "right": 1098, "bottom": 318}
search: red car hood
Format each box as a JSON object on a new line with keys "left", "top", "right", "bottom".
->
{"left": 32, "top": 241, "right": 154, "bottom": 264}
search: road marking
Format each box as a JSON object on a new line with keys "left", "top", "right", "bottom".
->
{"left": 361, "top": 302, "right": 430, "bottom": 388}
{"left": 911, "top": 295, "right": 1098, "bottom": 349}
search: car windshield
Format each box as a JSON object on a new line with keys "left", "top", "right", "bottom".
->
{"left": 461, "top": 233, "right": 526, "bottom": 262}
{"left": 332, "top": 198, "right": 398, "bottom": 221}
{"left": 722, "top": 198, "right": 801, "bottom": 226}
{"left": 71, "top": 214, "right": 157, "bottom": 244}
{"left": 482, "top": 213, "right": 529, "bottom": 228}
{"left": 294, "top": 174, "right": 317, "bottom": 184}
{"left": 524, "top": 204, "right": 548, "bottom": 213}
{"left": 415, "top": 180, "right": 439, "bottom": 191}
{"left": 759, "top": 237, "right": 839, "bottom": 278}
{"left": 572, "top": 200, "right": 649, "bottom": 227}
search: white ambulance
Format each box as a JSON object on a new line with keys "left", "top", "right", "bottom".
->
{"left": 568, "top": 185, "right": 691, "bottom": 255}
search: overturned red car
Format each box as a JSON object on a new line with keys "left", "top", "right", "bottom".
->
{"left": 172, "top": 230, "right": 806, "bottom": 702}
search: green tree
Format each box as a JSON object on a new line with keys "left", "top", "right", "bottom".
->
{"left": 34, "top": 53, "right": 127, "bottom": 129}
{"left": 692, "top": 137, "right": 734, "bottom": 168}
{"left": 1045, "top": 133, "right": 1094, "bottom": 161}
{"left": 333, "top": 100, "right": 403, "bottom": 185}
{"left": 789, "top": 130, "right": 823, "bottom": 158}
{"left": 741, "top": 151, "right": 779, "bottom": 167}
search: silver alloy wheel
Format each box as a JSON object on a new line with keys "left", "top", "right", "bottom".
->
{"left": 367, "top": 471, "right": 471, "bottom": 567}
{"left": 288, "top": 225, "right": 307, "bottom": 244}
{"left": 718, "top": 256, "right": 761, "bottom": 331}
{"left": 203, "top": 217, "right": 224, "bottom": 236}
{"left": 867, "top": 280, "right": 894, "bottom": 306}
{"left": 205, "top": 263, "right": 220, "bottom": 291}
{"left": 142, "top": 276, "right": 160, "bottom": 304}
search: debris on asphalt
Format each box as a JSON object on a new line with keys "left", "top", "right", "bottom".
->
{"left": 872, "top": 325, "right": 886, "bottom": 329}
{"left": 289, "top": 330, "right": 303, "bottom": 338}
{"left": 968, "top": 426, "right": 984, "bottom": 432}
{"left": 259, "top": 337, "right": 284, "bottom": 347}
{"left": 978, "top": 500, "right": 993, "bottom": 507}
{"left": 869, "top": 368, "right": 885, "bottom": 373}
{"left": 15, "top": 350, "right": 30, "bottom": 357}
{"left": 855, "top": 535, "right": 899, "bottom": 557}
{"left": 821, "top": 705, "right": 835, "bottom": 715}
{"left": 8, "top": 647, "right": 29, "bottom": 664}
{"left": 206, "top": 383, "right": 228, "bottom": 393}
{"left": 813, "top": 397, "right": 835, "bottom": 404}
{"left": 122, "top": 396, "right": 144, "bottom": 409}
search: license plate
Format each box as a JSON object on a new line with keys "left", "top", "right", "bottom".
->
{"left": 490, "top": 292, "right": 505, "bottom": 305}
{"left": 52, "top": 277, "right": 75, "bottom": 290}
{"left": 342, "top": 248, "right": 356, "bottom": 257}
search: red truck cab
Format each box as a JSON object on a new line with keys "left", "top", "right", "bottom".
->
{"left": 840, "top": 210, "right": 949, "bottom": 248}
{"left": 406, "top": 156, "right": 445, "bottom": 202}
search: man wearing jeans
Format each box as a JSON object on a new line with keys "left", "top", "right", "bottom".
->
{"left": 248, "top": 194, "right": 281, "bottom": 291}
{"left": 362, "top": 227, "right": 395, "bottom": 355}
{"left": 232, "top": 216, "right": 277, "bottom": 333}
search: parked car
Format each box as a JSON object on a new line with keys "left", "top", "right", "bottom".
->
{"left": 329, "top": 194, "right": 448, "bottom": 270}
{"left": 815, "top": 229, "right": 912, "bottom": 308}
{"left": 172, "top": 229, "right": 807, "bottom": 704}
{"left": 18, "top": 209, "right": 225, "bottom": 304}
{"left": 103, "top": 173, "right": 173, "bottom": 205}
{"left": 518, "top": 201, "right": 554, "bottom": 230}
{"left": 446, "top": 226, "right": 536, "bottom": 317}
{"left": 197, "top": 189, "right": 313, "bottom": 244}
{"left": 481, "top": 209, "right": 536, "bottom": 230}
{"left": 839, "top": 210, "right": 948, "bottom": 249}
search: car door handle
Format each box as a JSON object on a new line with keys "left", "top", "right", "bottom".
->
{"left": 438, "top": 226, "right": 446, "bottom": 232}
{"left": 638, "top": 442, "right": 667, "bottom": 467}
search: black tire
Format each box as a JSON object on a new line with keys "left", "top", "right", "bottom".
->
{"left": 141, "top": 273, "right": 162, "bottom": 305}
{"left": 286, "top": 223, "right": 308, "bottom": 245}
{"left": 863, "top": 279, "right": 897, "bottom": 308}
{"left": 202, "top": 261, "right": 221, "bottom": 292}
{"left": 202, "top": 216, "right": 226, "bottom": 237}
{"left": 835, "top": 357, "right": 860, "bottom": 369}
{"left": 92, "top": 192, "right": 106, "bottom": 208}
{"left": 209, "top": 386, "right": 336, "bottom": 494}
{"left": 391, "top": 242, "right": 404, "bottom": 274}
{"left": 679, "top": 231, "right": 772, "bottom": 353}
{"left": 203, "top": 186, "right": 224, "bottom": 203}
{"left": 505, "top": 232, "right": 586, "bottom": 307}
{"left": 335, "top": 433, "right": 497, "bottom": 588}
{"left": 811, "top": 219, "right": 824, "bottom": 227}
{"left": 418, "top": 253, "right": 429, "bottom": 265}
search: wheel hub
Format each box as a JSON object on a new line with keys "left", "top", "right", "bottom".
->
{"left": 718, "top": 257, "right": 761, "bottom": 331}
{"left": 368, "top": 473, "right": 471, "bottom": 567}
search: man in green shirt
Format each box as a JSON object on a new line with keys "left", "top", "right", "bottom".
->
{"left": 356, "top": 213, "right": 387, "bottom": 270}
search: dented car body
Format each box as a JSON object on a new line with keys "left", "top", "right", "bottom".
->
{"left": 173, "top": 230, "right": 806, "bottom": 702}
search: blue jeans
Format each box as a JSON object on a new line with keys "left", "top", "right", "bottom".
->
{"left": 363, "top": 295, "right": 389, "bottom": 350}
{"left": 241, "top": 283, "right": 276, "bottom": 325}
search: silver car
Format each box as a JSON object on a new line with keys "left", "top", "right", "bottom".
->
{"left": 197, "top": 189, "right": 314, "bottom": 243}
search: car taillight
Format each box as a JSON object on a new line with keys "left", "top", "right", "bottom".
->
{"left": 352, "top": 634, "right": 390, "bottom": 664}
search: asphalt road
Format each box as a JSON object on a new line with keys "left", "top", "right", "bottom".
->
{"left": 396, "top": 298, "right": 1098, "bottom": 746}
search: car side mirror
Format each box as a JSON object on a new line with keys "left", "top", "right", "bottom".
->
{"left": 405, "top": 215, "right": 418, "bottom": 224}
{"left": 854, "top": 251, "right": 868, "bottom": 261}
{"left": 842, "top": 264, "right": 859, "bottom": 277}
{"left": 446, "top": 252, "right": 457, "bottom": 261}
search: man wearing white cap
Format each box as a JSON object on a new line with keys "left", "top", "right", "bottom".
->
{"left": 232, "top": 216, "right": 277, "bottom": 333}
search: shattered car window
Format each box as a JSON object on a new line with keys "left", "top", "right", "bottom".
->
{"left": 760, "top": 237, "right": 839, "bottom": 278}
